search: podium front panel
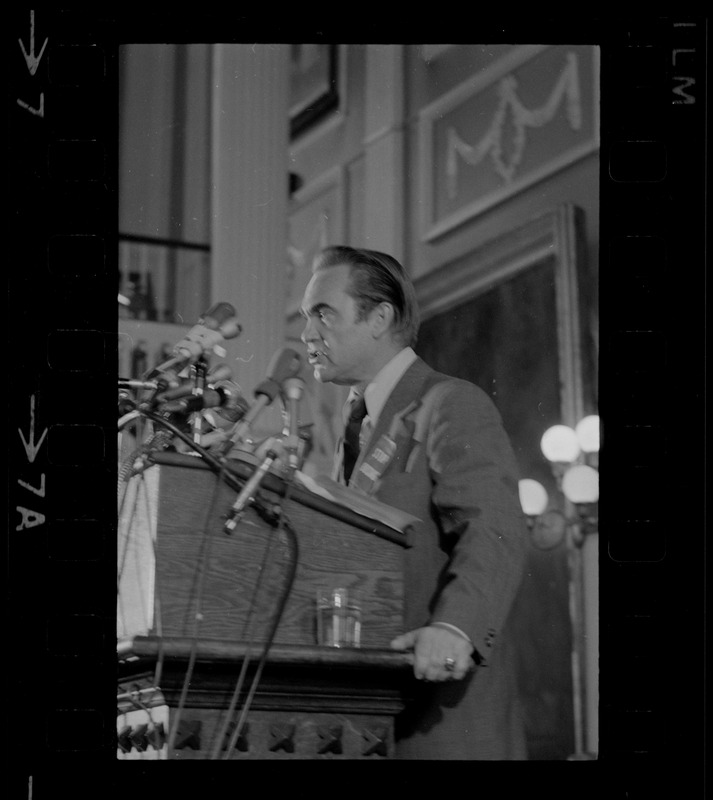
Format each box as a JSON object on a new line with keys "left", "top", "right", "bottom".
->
{"left": 119, "top": 458, "right": 405, "bottom": 648}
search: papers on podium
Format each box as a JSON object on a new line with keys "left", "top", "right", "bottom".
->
{"left": 294, "top": 471, "right": 420, "bottom": 536}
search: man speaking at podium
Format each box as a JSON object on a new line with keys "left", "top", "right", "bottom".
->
{"left": 300, "top": 246, "right": 528, "bottom": 760}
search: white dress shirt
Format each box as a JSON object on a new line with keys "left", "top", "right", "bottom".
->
{"left": 347, "top": 346, "right": 417, "bottom": 446}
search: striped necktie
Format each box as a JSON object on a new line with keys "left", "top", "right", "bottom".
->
{"left": 342, "top": 394, "right": 367, "bottom": 483}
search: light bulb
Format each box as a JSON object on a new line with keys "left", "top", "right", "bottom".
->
{"left": 540, "top": 424, "right": 581, "bottom": 463}
{"left": 561, "top": 464, "right": 599, "bottom": 503}
{"left": 575, "top": 415, "right": 600, "bottom": 453}
{"left": 518, "top": 479, "right": 548, "bottom": 516}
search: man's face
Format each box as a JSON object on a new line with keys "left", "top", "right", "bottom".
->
{"left": 300, "top": 264, "right": 377, "bottom": 385}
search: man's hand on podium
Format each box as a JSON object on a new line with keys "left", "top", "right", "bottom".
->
{"left": 390, "top": 625, "right": 476, "bottom": 683}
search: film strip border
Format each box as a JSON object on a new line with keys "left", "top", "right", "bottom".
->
{"left": 6, "top": 12, "right": 708, "bottom": 796}
{"left": 598, "top": 18, "right": 707, "bottom": 783}
{"left": 8, "top": 8, "right": 118, "bottom": 794}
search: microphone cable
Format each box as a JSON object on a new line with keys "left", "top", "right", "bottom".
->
{"left": 164, "top": 468, "right": 226, "bottom": 756}
{"left": 118, "top": 427, "right": 173, "bottom": 496}
{"left": 218, "top": 480, "right": 300, "bottom": 760}
{"left": 116, "top": 465, "right": 162, "bottom": 630}
{"left": 207, "top": 465, "right": 290, "bottom": 760}
{"left": 124, "top": 408, "right": 299, "bottom": 759}
{"left": 117, "top": 414, "right": 177, "bottom": 601}
{"left": 120, "top": 408, "right": 246, "bottom": 754}
{"left": 138, "top": 409, "right": 244, "bottom": 492}
{"left": 117, "top": 683, "right": 168, "bottom": 757}
{"left": 117, "top": 421, "right": 171, "bottom": 693}
{"left": 207, "top": 515, "right": 278, "bottom": 760}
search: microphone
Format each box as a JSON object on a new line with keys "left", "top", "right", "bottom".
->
{"left": 174, "top": 302, "right": 242, "bottom": 361}
{"left": 224, "top": 439, "right": 283, "bottom": 533}
{"left": 221, "top": 347, "right": 303, "bottom": 455}
{"left": 152, "top": 363, "right": 243, "bottom": 414}
{"left": 155, "top": 382, "right": 199, "bottom": 403}
{"left": 281, "top": 376, "right": 305, "bottom": 471}
{"left": 128, "top": 369, "right": 183, "bottom": 412}
{"left": 208, "top": 380, "right": 250, "bottom": 424}
{"left": 119, "top": 378, "right": 159, "bottom": 391}
{"left": 206, "top": 362, "right": 234, "bottom": 383}
{"left": 152, "top": 303, "right": 242, "bottom": 374}
{"left": 159, "top": 386, "right": 246, "bottom": 416}
{"left": 155, "top": 362, "right": 234, "bottom": 402}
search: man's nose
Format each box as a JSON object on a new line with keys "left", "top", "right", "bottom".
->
{"left": 301, "top": 317, "right": 317, "bottom": 343}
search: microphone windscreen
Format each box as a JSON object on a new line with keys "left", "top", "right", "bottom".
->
{"left": 282, "top": 376, "right": 305, "bottom": 401}
{"left": 157, "top": 382, "right": 195, "bottom": 401}
{"left": 267, "top": 347, "right": 303, "bottom": 384}
{"left": 200, "top": 302, "right": 237, "bottom": 329}
{"left": 207, "top": 363, "right": 233, "bottom": 383}
{"left": 252, "top": 377, "right": 281, "bottom": 402}
{"left": 219, "top": 319, "right": 242, "bottom": 340}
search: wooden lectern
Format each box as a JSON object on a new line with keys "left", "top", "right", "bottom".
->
{"left": 117, "top": 451, "right": 413, "bottom": 760}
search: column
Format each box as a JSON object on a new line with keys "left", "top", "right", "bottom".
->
{"left": 582, "top": 532, "right": 599, "bottom": 754}
{"left": 363, "top": 45, "right": 405, "bottom": 261}
{"left": 210, "top": 44, "right": 290, "bottom": 403}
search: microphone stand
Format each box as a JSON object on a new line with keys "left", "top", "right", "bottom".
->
{"left": 281, "top": 377, "right": 304, "bottom": 474}
{"left": 190, "top": 357, "right": 209, "bottom": 444}
{"left": 224, "top": 440, "right": 283, "bottom": 534}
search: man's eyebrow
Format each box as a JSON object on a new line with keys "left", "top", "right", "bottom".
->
{"left": 301, "top": 302, "right": 333, "bottom": 317}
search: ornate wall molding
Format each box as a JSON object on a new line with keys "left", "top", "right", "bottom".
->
{"left": 418, "top": 45, "right": 599, "bottom": 241}
{"left": 445, "top": 51, "right": 583, "bottom": 190}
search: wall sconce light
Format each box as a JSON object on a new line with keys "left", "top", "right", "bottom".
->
{"left": 519, "top": 414, "right": 600, "bottom": 547}
{"left": 518, "top": 478, "right": 567, "bottom": 551}
{"left": 518, "top": 413, "right": 600, "bottom": 761}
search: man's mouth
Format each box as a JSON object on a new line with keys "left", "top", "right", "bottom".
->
{"left": 307, "top": 350, "right": 326, "bottom": 365}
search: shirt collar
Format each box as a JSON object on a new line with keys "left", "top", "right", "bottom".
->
{"left": 348, "top": 347, "right": 417, "bottom": 428}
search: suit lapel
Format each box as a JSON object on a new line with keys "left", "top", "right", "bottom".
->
{"left": 350, "top": 358, "right": 436, "bottom": 490}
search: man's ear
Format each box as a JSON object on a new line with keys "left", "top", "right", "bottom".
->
{"left": 369, "top": 302, "right": 396, "bottom": 338}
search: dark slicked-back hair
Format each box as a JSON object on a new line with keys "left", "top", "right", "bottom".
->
{"left": 312, "top": 245, "right": 420, "bottom": 347}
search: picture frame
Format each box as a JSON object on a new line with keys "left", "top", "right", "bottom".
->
{"left": 290, "top": 44, "right": 339, "bottom": 139}
{"left": 415, "top": 203, "right": 594, "bottom": 442}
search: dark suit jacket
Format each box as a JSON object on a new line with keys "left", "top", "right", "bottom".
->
{"left": 335, "top": 356, "right": 528, "bottom": 760}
